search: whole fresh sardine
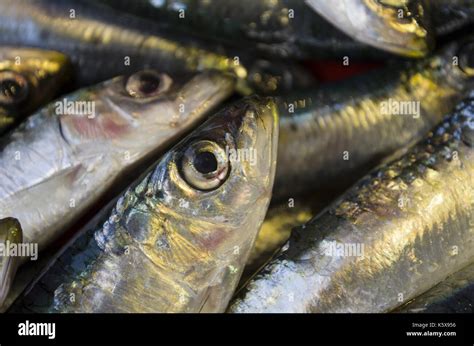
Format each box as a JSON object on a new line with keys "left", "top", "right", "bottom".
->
{"left": 0, "top": 218, "right": 22, "bottom": 307}
{"left": 97, "top": 0, "right": 433, "bottom": 59}
{"left": 230, "top": 97, "right": 474, "bottom": 313}
{"left": 397, "top": 262, "right": 474, "bottom": 313}
{"left": 0, "top": 70, "right": 234, "bottom": 258}
{"left": 10, "top": 96, "right": 279, "bottom": 313}
{"left": 274, "top": 37, "right": 474, "bottom": 202}
{"left": 0, "top": 47, "right": 70, "bottom": 135}
{"left": 0, "top": 0, "right": 312, "bottom": 95}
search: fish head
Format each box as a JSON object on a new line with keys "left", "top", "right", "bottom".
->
{"left": 0, "top": 48, "right": 70, "bottom": 132}
{"left": 306, "top": 0, "right": 433, "bottom": 57}
{"left": 119, "top": 97, "right": 278, "bottom": 308}
{"left": 0, "top": 217, "right": 22, "bottom": 307}
{"left": 58, "top": 70, "right": 235, "bottom": 155}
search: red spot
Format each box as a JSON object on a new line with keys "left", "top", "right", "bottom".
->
{"left": 198, "top": 228, "right": 228, "bottom": 250}
{"left": 304, "top": 60, "right": 384, "bottom": 83}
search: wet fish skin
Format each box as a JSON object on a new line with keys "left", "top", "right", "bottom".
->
{"left": 97, "top": 0, "right": 430, "bottom": 59}
{"left": 0, "top": 47, "right": 71, "bottom": 135}
{"left": 396, "top": 262, "right": 474, "bottom": 313}
{"left": 306, "top": 0, "right": 433, "bottom": 58}
{"left": 230, "top": 97, "right": 474, "bottom": 313}
{"left": 10, "top": 96, "right": 279, "bottom": 313}
{"left": 274, "top": 36, "right": 474, "bottom": 202}
{"left": 0, "top": 218, "right": 22, "bottom": 308}
{"left": 0, "top": 70, "right": 235, "bottom": 258}
{"left": 0, "top": 0, "right": 310, "bottom": 95}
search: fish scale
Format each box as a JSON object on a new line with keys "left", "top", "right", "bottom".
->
{"left": 230, "top": 97, "right": 474, "bottom": 313}
{"left": 273, "top": 38, "right": 474, "bottom": 202}
{"left": 9, "top": 97, "right": 279, "bottom": 313}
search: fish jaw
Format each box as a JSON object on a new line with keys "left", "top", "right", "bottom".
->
{"left": 306, "top": 0, "right": 434, "bottom": 57}
{"left": 0, "top": 218, "right": 22, "bottom": 308}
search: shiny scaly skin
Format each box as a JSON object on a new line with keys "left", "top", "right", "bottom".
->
{"left": 98, "top": 0, "right": 432, "bottom": 59}
{"left": 0, "top": 47, "right": 70, "bottom": 135}
{"left": 273, "top": 38, "right": 474, "bottom": 202}
{"left": 0, "top": 218, "right": 22, "bottom": 307}
{"left": 0, "top": 71, "right": 235, "bottom": 259}
{"left": 229, "top": 98, "right": 474, "bottom": 313}
{"left": 0, "top": 0, "right": 312, "bottom": 94}
{"left": 10, "top": 97, "right": 279, "bottom": 313}
{"left": 396, "top": 262, "right": 474, "bottom": 313}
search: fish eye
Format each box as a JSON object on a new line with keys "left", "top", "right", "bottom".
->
{"left": 457, "top": 42, "right": 474, "bottom": 77}
{"left": 179, "top": 140, "right": 230, "bottom": 191}
{"left": 0, "top": 71, "right": 29, "bottom": 106}
{"left": 125, "top": 70, "right": 172, "bottom": 98}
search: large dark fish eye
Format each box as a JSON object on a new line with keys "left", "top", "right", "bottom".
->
{"left": 0, "top": 71, "right": 29, "bottom": 106}
{"left": 458, "top": 42, "right": 474, "bottom": 77}
{"left": 125, "top": 70, "right": 172, "bottom": 98}
{"left": 179, "top": 140, "right": 230, "bottom": 191}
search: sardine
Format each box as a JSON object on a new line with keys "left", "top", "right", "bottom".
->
{"left": 306, "top": 0, "right": 433, "bottom": 58}
{"left": 0, "top": 70, "right": 234, "bottom": 259}
{"left": 396, "top": 262, "right": 474, "bottom": 313}
{"left": 0, "top": 47, "right": 70, "bottom": 135}
{"left": 274, "top": 36, "right": 474, "bottom": 202}
{"left": 0, "top": 218, "right": 22, "bottom": 307}
{"left": 230, "top": 96, "right": 474, "bottom": 313}
{"left": 10, "top": 96, "right": 279, "bottom": 313}
{"left": 97, "top": 0, "right": 433, "bottom": 59}
{"left": 0, "top": 0, "right": 312, "bottom": 95}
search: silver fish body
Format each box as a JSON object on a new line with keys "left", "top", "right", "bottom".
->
{"left": 0, "top": 47, "right": 71, "bottom": 135}
{"left": 98, "top": 0, "right": 432, "bottom": 59}
{"left": 0, "top": 0, "right": 313, "bottom": 95}
{"left": 0, "top": 70, "right": 234, "bottom": 257}
{"left": 10, "top": 96, "right": 279, "bottom": 313}
{"left": 0, "top": 218, "right": 22, "bottom": 308}
{"left": 230, "top": 96, "right": 474, "bottom": 313}
{"left": 397, "top": 262, "right": 474, "bottom": 313}
{"left": 274, "top": 37, "right": 474, "bottom": 202}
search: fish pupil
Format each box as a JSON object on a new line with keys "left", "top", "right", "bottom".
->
{"left": 138, "top": 73, "right": 160, "bottom": 94}
{"left": 194, "top": 151, "right": 218, "bottom": 174}
{"left": 1, "top": 79, "right": 22, "bottom": 99}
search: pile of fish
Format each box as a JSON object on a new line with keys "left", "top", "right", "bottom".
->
{"left": 0, "top": 0, "right": 473, "bottom": 313}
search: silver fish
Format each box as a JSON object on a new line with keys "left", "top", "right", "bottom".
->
{"left": 274, "top": 36, "right": 474, "bottom": 202}
{"left": 10, "top": 96, "right": 278, "bottom": 313}
{"left": 0, "top": 218, "right": 22, "bottom": 308}
{"left": 98, "top": 0, "right": 432, "bottom": 59}
{"left": 230, "top": 96, "right": 474, "bottom": 313}
{"left": 0, "top": 0, "right": 314, "bottom": 95}
{"left": 0, "top": 70, "right": 234, "bottom": 258}
{"left": 397, "top": 262, "right": 474, "bottom": 313}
